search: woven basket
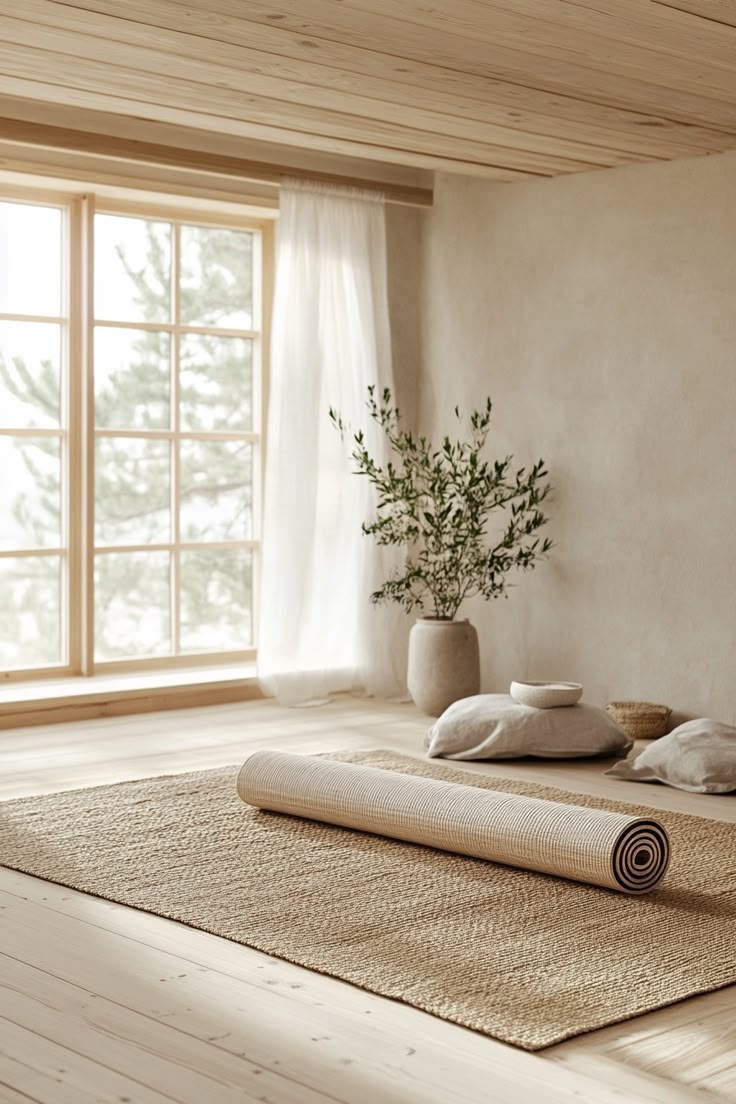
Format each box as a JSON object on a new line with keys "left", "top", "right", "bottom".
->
{"left": 606, "top": 700, "right": 671, "bottom": 740}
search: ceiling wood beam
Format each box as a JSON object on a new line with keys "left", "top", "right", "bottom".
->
{"left": 1, "top": 0, "right": 734, "bottom": 182}
{"left": 0, "top": 15, "right": 638, "bottom": 170}
{"left": 0, "top": 43, "right": 597, "bottom": 177}
{"left": 0, "top": 117, "right": 435, "bottom": 206}
{"left": 10, "top": 3, "right": 674, "bottom": 167}
{"left": 46, "top": 0, "right": 734, "bottom": 155}
{"left": 186, "top": 0, "right": 736, "bottom": 128}
{"left": 651, "top": 0, "right": 736, "bottom": 28}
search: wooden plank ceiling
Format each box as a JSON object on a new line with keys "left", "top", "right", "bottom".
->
{"left": 1, "top": 0, "right": 736, "bottom": 183}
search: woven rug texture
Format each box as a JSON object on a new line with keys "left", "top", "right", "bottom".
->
{"left": 0, "top": 749, "right": 734, "bottom": 1050}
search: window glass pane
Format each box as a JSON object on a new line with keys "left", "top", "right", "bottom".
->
{"left": 180, "top": 547, "right": 252, "bottom": 651}
{"left": 0, "top": 436, "right": 61, "bottom": 550}
{"left": 0, "top": 555, "right": 61, "bottom": 667}
{"left": 180, "top": 225, "right": 253, "bottom": 329}
{"left": 0, "top": 202, "right": 62, "bottom": 316}
{"left": 95, "top": 213, "right": 171, "bottom": 324}
{"left": 180, "top": 334, "right": 252, "bottom": 432}
{"left": 95, "top": 438, "right": 170, "bottom": 546}
{"left": 0, "top": 321, "right": 61, "bottom": 428}
{"left": 95, "top": 551, "right": 170, "bottom": 660}
{"left": 95, "top": 328, "right": 170, "bottom": 429}
{"left": 180, "top": 440, "right": 252, "bottom": 542}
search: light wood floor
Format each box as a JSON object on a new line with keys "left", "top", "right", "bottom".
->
{"left": 0, "top": 697, "right": 734, "bottom": 1104}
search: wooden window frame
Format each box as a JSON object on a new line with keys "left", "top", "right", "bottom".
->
{"left": 0, "top": 185, "right": 273, "bottom": 683}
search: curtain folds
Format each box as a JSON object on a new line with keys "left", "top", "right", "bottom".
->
{"left": 257, "top": 180, "right": 407, "bottom": 705}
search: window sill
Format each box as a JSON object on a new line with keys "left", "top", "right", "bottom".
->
{"left": 0, "top": 664, "right": 262, "bottom": 730}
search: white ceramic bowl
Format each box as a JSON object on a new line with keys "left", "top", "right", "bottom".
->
{"left": 509, "top": 680, "right": 583, "bottom": 709}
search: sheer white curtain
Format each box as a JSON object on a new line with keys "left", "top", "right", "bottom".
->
{"left": 258, "top": 180, "right": 407, "bottom": 705}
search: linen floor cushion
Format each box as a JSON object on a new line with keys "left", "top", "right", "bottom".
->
{"left": 606, "top": 718, "right": 736, "bottom": 794}
{"left": 426, "top": 694, "right": 633, "bottom": 760}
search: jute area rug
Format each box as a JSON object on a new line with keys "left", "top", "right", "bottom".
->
{"left": 0, "top": 749, "right": 734, "bottom": 1051}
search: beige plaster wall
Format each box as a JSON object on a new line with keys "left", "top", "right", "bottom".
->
{"left": 419, "top": 153, "right": 736, "bottom": 723}
{"left": 386, "top": 203, "right": 423, "bottom": 424}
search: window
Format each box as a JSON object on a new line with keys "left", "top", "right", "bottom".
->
{"left": 0, "top": 190, "right": 269, "bottom": 679}
{"left": 0, "top": 200, "right": 65, "bottom": 672}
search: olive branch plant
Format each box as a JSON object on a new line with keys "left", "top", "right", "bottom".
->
{"left": 329, "top": 387, "right": 553, "bottom": 621}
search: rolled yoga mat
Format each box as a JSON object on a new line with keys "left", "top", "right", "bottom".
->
{"left": 237, "top": 751, "right": 670, "bottom": 895}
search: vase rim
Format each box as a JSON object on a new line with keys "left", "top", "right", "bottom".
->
{"left": 417, "top": 616, "right": 469, "bottom": 624}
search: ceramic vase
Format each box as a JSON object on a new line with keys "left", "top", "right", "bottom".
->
{"left": 407, "top": 617, "right": 480, "bottom": 717}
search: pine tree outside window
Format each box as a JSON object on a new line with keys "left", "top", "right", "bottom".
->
{"left": 0, "top": 189, "right": 269, "bottom": 680}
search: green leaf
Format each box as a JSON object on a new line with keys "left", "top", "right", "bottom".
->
{"left": 330, "top": 386, "right": 553, "bottom": 617}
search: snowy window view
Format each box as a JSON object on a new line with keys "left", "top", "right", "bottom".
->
{"left": 0, "top": 198, "right": 261, "bottom": 673}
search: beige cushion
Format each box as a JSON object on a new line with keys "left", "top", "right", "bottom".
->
{"left": 606, "top": 718, "right": 736, "bottom": 794}
{"left": 426, "top": 694, "right": 633, "bottom": 760}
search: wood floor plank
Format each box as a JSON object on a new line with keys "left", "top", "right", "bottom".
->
{"left": 2, "top": 863, "right": 731, "bottom": 1103}
{"left": 0, "top": 1053, "right": 92, "bottom": 1104}
{"left": 1, "top": 697, "right": 733, "bottom": 821}
{"left": 0, "top": 697, "right": 732, "bottom": 1104}
{"left": 548, "top": 1045, "right": 725, "bottom": 1104}
{"left": 0, "top": 886, "right": 510, "bottom": 1104}
{"left": 0, "top": 1019, "right": 174, "bottom": 1104}
{"left": 5, "top": 857, "right": 733, "bottom": 1096}
{"left": 0, "top": 1073, "right": 42, "bottom": 1104}
{"left": 548, "top": 986, "right": 736, "bottom": 1103}
{"left": 0, "top": 877, "right": 664, "bottom": 1104}
{"left": 0, "top": 960, "right": 276, "bottom": 1104}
